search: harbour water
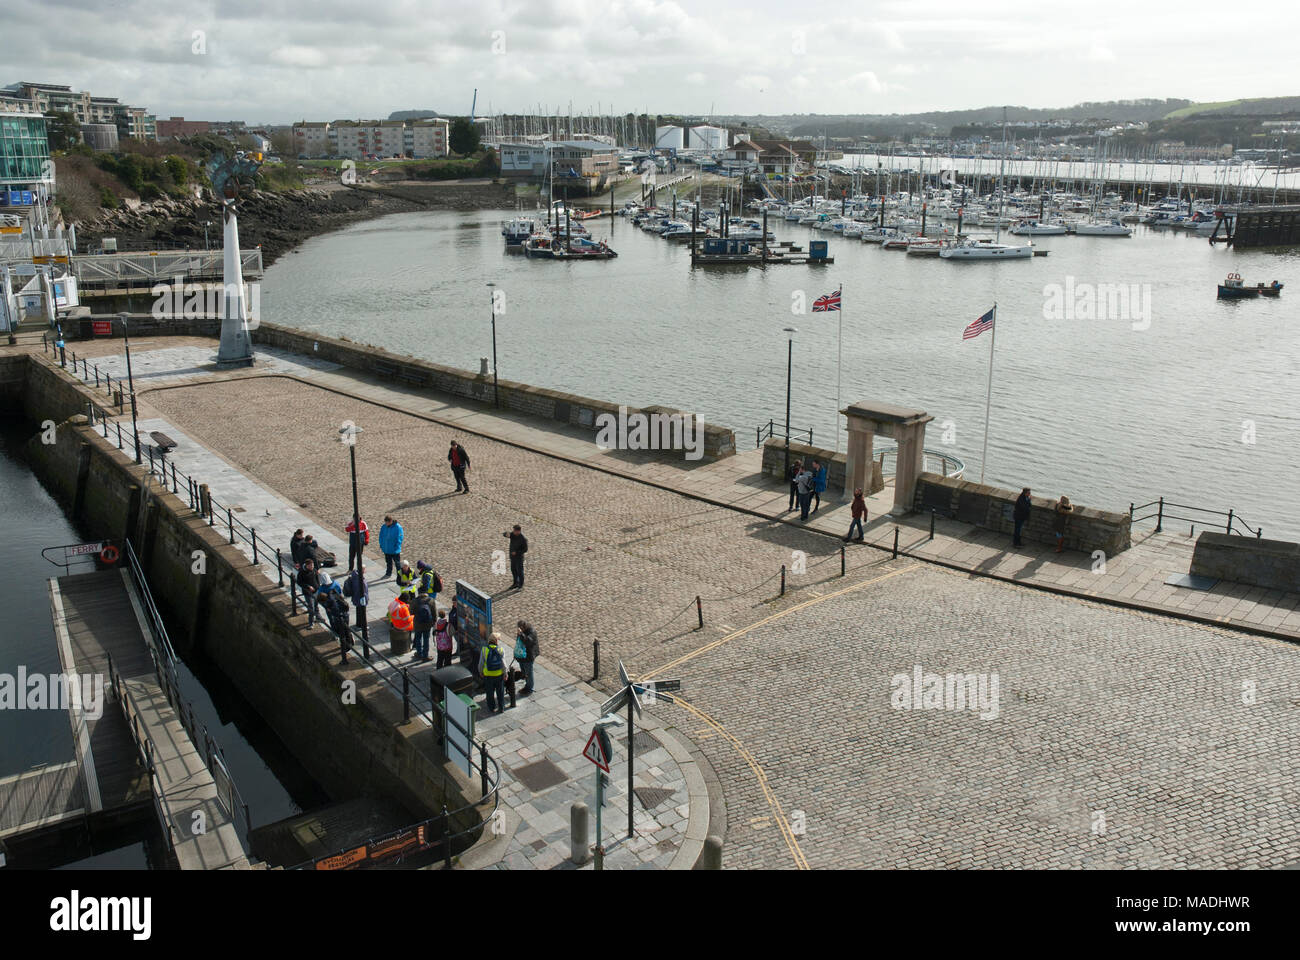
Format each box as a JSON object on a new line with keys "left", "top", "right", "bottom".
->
{"left": 261, "top": 210, "right": 1300, "bottom": 540}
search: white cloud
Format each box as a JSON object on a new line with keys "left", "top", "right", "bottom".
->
{"left": 685, "top": 72, "right": 707, "bottom": 86}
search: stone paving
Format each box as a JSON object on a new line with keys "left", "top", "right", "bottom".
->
{"left": 37, "top": 340, "right": 1300, "bottom": 869}
{"left": 651, "top": 563, "right": 1300, "bottom": 869}
{"left": 96, "top": 413, "right": 702, "bottom": 870}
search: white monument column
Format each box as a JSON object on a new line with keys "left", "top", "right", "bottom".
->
{"left": 215, "top": 201, "right": 254, "bottom": 366}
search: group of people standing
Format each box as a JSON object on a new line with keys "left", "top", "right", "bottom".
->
{"left": 788, "top": 459, "right": 828, "bottom": 522}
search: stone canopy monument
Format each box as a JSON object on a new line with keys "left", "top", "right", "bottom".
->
{"left": 205, "top": 151, "right": 262, "bottom": 367}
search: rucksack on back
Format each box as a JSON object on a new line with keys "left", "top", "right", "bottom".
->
{"left": 433, "top": 571, "right": 443, "bottom": 594}
{"left": 485, "top": 645, "right": 503, "bottom": 672}
{"left": 415, "top": 600, "right": 434, "bottom": 626}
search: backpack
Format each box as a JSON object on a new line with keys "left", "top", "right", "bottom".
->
{"left": 342, "top": 575, "right": 355, "bottom": 600}
{"left": 415, "top": 598, "right": 434, "bottom": 626}
{"left": 435, "top": 623, "right": 451, "bottom": 651}
{"left": 433, "top": 571, "right": 443, "bottom": 594}
{"left": 485, "top": 644, "right": 503, "bottom": 673}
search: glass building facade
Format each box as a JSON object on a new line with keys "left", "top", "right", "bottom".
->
{"left": 1, "top": 113, "right": 50, "bottom": 186}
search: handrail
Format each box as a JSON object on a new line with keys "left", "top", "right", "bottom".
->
{"left": 756, "top": 419, "right": 814, "bottom": 449}
{"left": 1129, "top": 496, "right": 1262, "bottom": 538}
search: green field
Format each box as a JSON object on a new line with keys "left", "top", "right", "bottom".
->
{"left": 1164, "top": 99, "right": 1246, "bottom": 119}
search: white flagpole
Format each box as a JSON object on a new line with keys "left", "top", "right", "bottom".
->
{"left": 979, "top": 302, "right": 996, "bottom": 484}
{"left": 835, "top": 285, "right": 843, "bottom": 454}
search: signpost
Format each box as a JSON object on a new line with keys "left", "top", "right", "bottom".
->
{"left": 583, "top": 723, "right": 614, "bottom": 869}
{"left": 607, "top": 660, "right": 682, "bottom": 841}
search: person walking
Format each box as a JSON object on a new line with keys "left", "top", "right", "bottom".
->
{"left": 812, "top": 460, "right": 828, "bottom": 513}
{"left": 479, "top": 632, "right": 507, "bottom": 714}
{"left": 1053, "top": 495, "right": 1074, "bottom": 553}
{"left": 434, "top": 610, "right": 453, "bottom": 669}
{"left": 1013, "top": 488, "right": 1032, "bottom": 547}
{"left": 394, "top": 560, "right": 416, "bottom": 594}
{"left": 505, "top": 524, "right": 528, "bottom": 589}
{"left": 514, "top": 620, "right": 539, "bottom": 695}
{"left": 844, "top": 488, "right": 867, "bottom": 542}
{"left": 345, "top": 516, "right": 369, "bottom": 571}
{"left": 448, "top": 440, "right": 471, "bottom": 493}
{"left": 787, "top": 459, "right": 803, "bottom": 512}
{"left": 411, "top": 589, "right": 435, "bottom": 661}
{"left": 297, "top": 558, "right": 321, "bottom": 627}
{"left": 795, "top": 464, "right": 815, "bottom": 521}
{"left": 378, "top": 515, "right": 404, "bottom": 579}
{"left": 344, "top": 564, "right": 369, "bottom": 639}
{"left": 323, "top": 590, "right": 352, "bottom": 665}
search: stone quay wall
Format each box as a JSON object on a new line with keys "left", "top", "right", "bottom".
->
{"left": 761, "top": 438, "right": 883, "bottom": 493}
{"left": 1191, "top": 532, "right": 1300, "bottom": 592}
{"left": 914, "top": 473, "right": 1133, "bottom": 555}
{"left": 18, "top": 353, "right": 483, "bottom": 837}
{"left": 255, "top": 322, "right": 737, "bottom": 460}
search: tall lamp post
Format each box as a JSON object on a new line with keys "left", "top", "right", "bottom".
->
{"left": 782, "top": 326, "right": 797, "bottom": 482}
{"left": 487, "top": 282, "right": 499, "bottom": 408}
{"left": 339, "top": 422, "right": 367, "bottom": 650}
{"left": 121, "top": 312, "right": 141, "bottom": 464}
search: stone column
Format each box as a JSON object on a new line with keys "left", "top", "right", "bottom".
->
{"left": 843, "top": 418, "right": 874, "bottom": 496}
{"left": 891, "top": 423, "right": 927, "bottom": 515}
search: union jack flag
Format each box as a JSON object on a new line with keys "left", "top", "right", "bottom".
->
{"left": 963, "top": 307, "right": 994, "bottom": 340}
{"left": 812, "top": 288, "right": 841, "bottom": 312}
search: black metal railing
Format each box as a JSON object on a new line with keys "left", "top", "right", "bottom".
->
{"left": 123, "top": 539, "right": 252, "bottom": 839}
{"left": 46, "top": 353, "right": 503, "bottom": 867}
{"left": 756, "top": 419, "right": 813, "bottom": 449}
{"left": 1130, "top": 497, "right": 1263, "bottom": 539}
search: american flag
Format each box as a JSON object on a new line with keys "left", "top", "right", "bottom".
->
{"left": 812, "top": 288, "right": 842, "bottom": 312}
{"left": 963, "top": 307, "right": 994, "bottom": 340}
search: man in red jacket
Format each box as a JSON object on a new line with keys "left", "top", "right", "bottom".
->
{"left": 448, "top": 440, "right": 470, "bottom": 493}
{"left": 844, "top": 488, "right": 867, "bottom": 542}
{"left": 345, "top": 517, "right": 369, "bottom": 571}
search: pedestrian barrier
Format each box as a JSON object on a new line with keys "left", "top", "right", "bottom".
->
{"left": 1130, "top": 497, "right": 1262, "bottom": 539}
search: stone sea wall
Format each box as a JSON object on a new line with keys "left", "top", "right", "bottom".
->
{"left": 915, "top": 473, "right": 1132, "bottom": 555}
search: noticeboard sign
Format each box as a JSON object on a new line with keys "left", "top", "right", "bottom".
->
{"left": 454, "top": 579, "right": 492, "bottom": 650}
{"left": 445, "top": 690, "right": 476, "bottom": 778}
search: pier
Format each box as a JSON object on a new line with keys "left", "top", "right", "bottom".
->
{"left": 1207, "top": 205, "right": 1300, "bottom": 248}
{"left": 0, "top": 545, "right": 251, "bottom": 869}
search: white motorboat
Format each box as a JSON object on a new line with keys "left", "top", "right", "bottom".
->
{"left": 939, "top": 237, "right": 1034, "bottom": 260}
{"left": 1009, "top": 219, "right": 1068, "bottom": 236}
{"left": 905, "top": 238, "right": 944, "bottom": 256}
{"left": 501, "top": 216, "right": 541, "bottom": 247}
{"left": 1073, "top": 219, "right": 1133, "bottom": 236}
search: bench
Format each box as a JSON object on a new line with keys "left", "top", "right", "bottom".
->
{"left": 149, "top": 430, "right": 178, "bottom": 453}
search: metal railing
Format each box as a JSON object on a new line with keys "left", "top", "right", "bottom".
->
{"left": 1130, "top": 497, "right": 1262, "bottom": 538}
{"left": 48, "top": 352, "right": 502, "bottom": 868}
{"left": 875, "top": 445, "right": 966, "bottom": 481}
{"left": 756, "top": 419, "right": 813, "bottom": 448}
{"left": 122, "top": 539, "right": 253, "bottom": 841}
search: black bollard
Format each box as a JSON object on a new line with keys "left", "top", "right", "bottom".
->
{"left": 892, "top": 527, "right": 899, "bottom": 559}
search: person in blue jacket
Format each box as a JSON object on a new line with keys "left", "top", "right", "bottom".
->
{"left": 812, "top": 460, "right": 828, "bottom": 513}
{"left": 378, "top": 515, "right": 404, "bottom": 580}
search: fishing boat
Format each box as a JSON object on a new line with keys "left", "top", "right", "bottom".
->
{"left": 502, "top": 216, "right": 541, "bottom": 247}
{"left": 522, "top": 234, "right": 557, "bottom": 258}
{"left": 1218, "top": 273, "right": 1283, "bottom": 299}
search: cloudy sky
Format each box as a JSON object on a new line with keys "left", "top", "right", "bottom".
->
{"left": 8, "top": 0, "right": 1297, "bottom": 122}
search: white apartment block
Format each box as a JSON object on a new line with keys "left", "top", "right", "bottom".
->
{"left": 405, "top": 119, "right": 449, "bottom": 158}
{"left": 293, "top": 121, "right": 331, "bottom": 157}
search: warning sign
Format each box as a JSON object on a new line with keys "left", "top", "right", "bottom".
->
{"left": 582, "top": 728, "right": 610, "bottom": 772}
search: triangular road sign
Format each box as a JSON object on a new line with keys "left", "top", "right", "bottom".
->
{"left": 582, "top": 728, "right": 610, "bottom": 771}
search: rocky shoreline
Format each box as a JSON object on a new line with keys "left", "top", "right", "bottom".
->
{"left": 71, "top": 186, "right": 426, "bottom": 268}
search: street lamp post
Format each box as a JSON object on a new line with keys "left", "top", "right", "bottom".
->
{"left": 783, "top": 326, "right": 797, "bottom": 482}
{"left": 121, "top": 312, "right": 141, "bottom": 464}
{"left": 202, "top": 220, "right": 213, "bottom": 251}
{"left": 339, "top": 423, "right": 368, "bottom": 652}
{"left": 487, "top": 282, "right": 499, "bottom": 408}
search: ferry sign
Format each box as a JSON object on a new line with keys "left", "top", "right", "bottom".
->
{"left": 67, "top": 542, "right": 105, "bottom": 557}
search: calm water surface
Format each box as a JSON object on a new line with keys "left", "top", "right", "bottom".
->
{"left": 262, "top": 211, "right": 1300, "bottom": 539}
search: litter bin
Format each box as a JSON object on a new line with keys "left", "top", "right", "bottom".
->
{"left": 431, "top": 664, "right": 475, "bottom": 705}
{"left": 389, "top": 623, "right": 412, "bottom": 656}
